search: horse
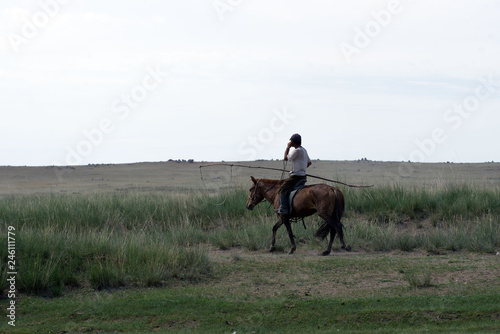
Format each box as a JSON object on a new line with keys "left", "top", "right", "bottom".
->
{"left": 246, "top": 176, "right": 351, "bottom": 255}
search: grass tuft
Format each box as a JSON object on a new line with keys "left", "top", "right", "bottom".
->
{"left": 403, "top": 270, "right": 433, "bottom": 289}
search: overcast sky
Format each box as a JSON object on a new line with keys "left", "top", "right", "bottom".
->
{"left": 1, "top": 0, "right": 499, "bottom": 166}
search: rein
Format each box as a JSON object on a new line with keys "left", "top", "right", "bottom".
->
{"left": 262, "top": 160, "right": 287, "bottom": 209}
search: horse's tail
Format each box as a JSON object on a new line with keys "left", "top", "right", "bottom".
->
{"left": 315, "top": 222, "right": 330, "bottom": 240}
{"left": 315, "top": 188, "right": 345, "bottom": 240}
{"left": 333, "top": 188, "right": 345, "bottom": 222}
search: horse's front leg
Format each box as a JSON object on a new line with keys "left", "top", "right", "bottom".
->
{"left": 283, "top": 217, "right": 296, "bottom": 254}
{"left": 269, "top": 218, "right": 283, "bottom": 252}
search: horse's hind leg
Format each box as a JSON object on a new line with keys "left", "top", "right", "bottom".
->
{"left": 317, "top": 213, "right": 334, "bottom": 255}
{"left": 283, "top": 217, "right": 296, "bottom": 254}
{"left": 331, "top": 218, "right": 352, "bottom": 252}
{"left": 269, "top": 218, "right": 283, "bottom": 252}
{"left": 320, "top": 216, "right": 351, "bottom": 255}
{"left": 337, "top": 222, "right": 351, "bottom": 251}
{"left": 321, "top": 224, "right": 337, "bottom": 256}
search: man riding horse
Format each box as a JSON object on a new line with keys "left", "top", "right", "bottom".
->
{"left": 276, "top": 133, "right": 312, "bottom": 215}
{"left": 246, "top": 133, "right": 350, "bottom": 255}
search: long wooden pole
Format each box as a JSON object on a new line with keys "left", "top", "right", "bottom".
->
{"left": 199, "top": 163, "right": 373, "bottom": 188}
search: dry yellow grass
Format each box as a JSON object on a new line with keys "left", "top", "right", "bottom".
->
{"left": 1, "top": 160, "right": 498, "bottom": 197}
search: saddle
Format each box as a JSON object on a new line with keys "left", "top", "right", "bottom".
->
{"left": 287, "top": 178, "right": 307, "bottom": 215}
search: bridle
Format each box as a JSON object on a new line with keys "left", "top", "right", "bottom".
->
{"left": 249, "top": 179, "right": 280, "bottom": 208}
{"left": 249, "top": 180, "right": 262, "bottom": 208}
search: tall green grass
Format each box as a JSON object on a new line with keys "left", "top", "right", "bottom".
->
{"left": 347, "top": 216, "right": 499, "bottom": 253}
{"left": 0, "top": 225, "right": 211, "bottom": 297}
{"left": 0, "top": 189, "right": 270, "bottom": 297}
{"left": 0, "top": 184, "right": 499, "bottom": 297}
{"left": 0, "top": 190, "right": 252, "bottom": 231}
{"left": 344, "top": 184, "right": 500, "bottom": 223}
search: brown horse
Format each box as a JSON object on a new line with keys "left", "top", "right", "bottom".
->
{"left": 246, "top": 176, "right": 351, "bottom": 255}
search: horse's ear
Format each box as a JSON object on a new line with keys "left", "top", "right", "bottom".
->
{"left": 250, "top": 176, "right": 257, "bottom": 184}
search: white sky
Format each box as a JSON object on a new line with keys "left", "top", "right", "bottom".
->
{"left": 1, "top": 0, "right": 499, "bottom": 166}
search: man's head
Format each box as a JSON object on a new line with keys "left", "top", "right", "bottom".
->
{"left": 290, "top": 133, "right": 302, "bottom": 147}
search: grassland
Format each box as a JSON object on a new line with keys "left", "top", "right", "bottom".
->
{"left": 3, "top": 253, "right": 500, "bottom": 333}
{"left": 1, "top": 160, "right": 499, "bottom": 197}
{"left": 0, "top": 161, "right": 499, "bottom": 333}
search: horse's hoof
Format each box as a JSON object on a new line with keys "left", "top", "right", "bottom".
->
{"left": 269, "top": 246, "right": 276, "bottom": 252}
{"left": 345, "top": 245, "right": 352, "bottom": 252}
{"left": 320, "top": 250, "right": 331, "bottom": 256}
{"left": 288, "top": 247, "right": 296, "bottom": 255}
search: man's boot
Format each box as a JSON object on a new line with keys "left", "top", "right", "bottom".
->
{"left": 275, "top": 194, "right": 289, "bottom": 215}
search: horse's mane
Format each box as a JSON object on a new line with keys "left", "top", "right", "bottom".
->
{"left": 258, "top": 178, "right": 285, "bottom": 185}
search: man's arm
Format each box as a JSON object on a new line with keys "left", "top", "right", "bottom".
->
{"left": 283, "top": 141, "right": 293, "bottom": 161}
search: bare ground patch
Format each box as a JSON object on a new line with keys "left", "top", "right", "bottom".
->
{"left": 205, "top": 248, "right": 500, "bottom": 301}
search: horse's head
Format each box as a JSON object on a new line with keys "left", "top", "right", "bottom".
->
{"left": 246, "top": 176, "right": 265, "bottom": 210}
